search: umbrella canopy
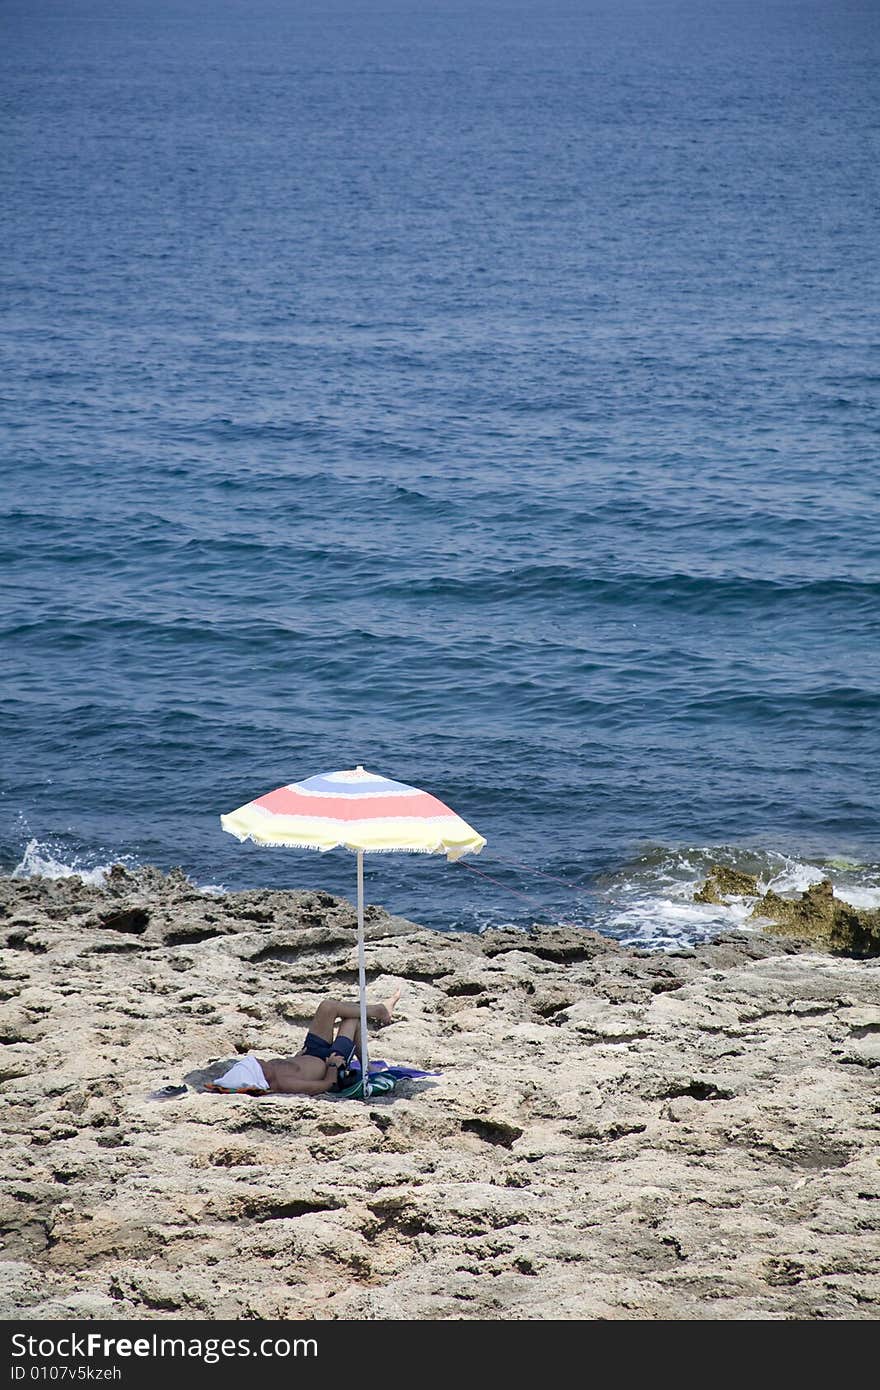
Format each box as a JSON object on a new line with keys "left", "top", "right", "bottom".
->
{"left": 221, "top": 766, "right": 486, "bottom": 1095}
{"left": 220, "top": 765, "right": 486, "bottom": 859}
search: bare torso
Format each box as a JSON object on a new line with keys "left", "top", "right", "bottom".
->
{"left": 257, "top": 1050, "right": 326, "bottom": 1092}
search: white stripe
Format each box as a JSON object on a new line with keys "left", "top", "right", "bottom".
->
{"left": 249, "top": 807, "right": 467, "bottom": 829}
{"left": 286, "top": 783, "right": 419, "bottom": 800}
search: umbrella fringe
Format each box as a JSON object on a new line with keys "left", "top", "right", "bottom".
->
{"left": 222, "top": 830, "right": 476, "bottom": 858}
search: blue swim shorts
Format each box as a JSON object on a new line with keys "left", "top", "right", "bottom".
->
{"left": 302, "top": 1031, "right": 356, "bottom": 1064}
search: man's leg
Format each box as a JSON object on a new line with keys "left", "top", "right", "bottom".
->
{"left": 308, "top": 988, "right": 401, "bottom": 1042}
{"left": 305, "top": 998, "right": 341, "bottom": 1045}
{"left": 331, "top": 1018, "right": 361, "bottom": 1067}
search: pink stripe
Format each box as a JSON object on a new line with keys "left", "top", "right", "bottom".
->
{"left": 253, "top": 788, "right": 454, "bottom": 821}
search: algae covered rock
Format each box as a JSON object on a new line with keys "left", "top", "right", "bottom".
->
{"left": 694, "top": 866, "right": 880, "bottom": 957}
{"left": 752, "top": 878, "right": 880, "bottom": 958}
{"left": 694, "top": 866, "right": 759, "bottom": 904}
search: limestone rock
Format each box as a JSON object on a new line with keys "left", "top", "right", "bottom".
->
{"left": 0, "top": 866, "right": 878, "bottom": 1321}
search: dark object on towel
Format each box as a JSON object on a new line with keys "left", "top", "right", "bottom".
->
{"left": 336, "top": 1072, "right": 396, "bottom": 1099}
{"left": 350, "top": 1060, "right": 440, "bottom": 1080}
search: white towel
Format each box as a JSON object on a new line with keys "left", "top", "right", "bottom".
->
{"left": 213, "top": 1055, "right": 269, "bottom": 1091}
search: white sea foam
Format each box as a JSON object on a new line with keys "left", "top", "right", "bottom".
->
{"left": 12, "top": 838, "right": 112, "bottom": 888}
{"left": 8, "top": 839, "right": 231, "bottom": 898}
{"left": 760, "top": 862, "right": 827, "bottom": 895}
{"left": 835, "top": 885, "right": 880, "bottom": 910}
{"left": 757, "top": 856, "right": 880, "bottom": 910}
{"left": 595, "top": 845, "right": 880, "bottom": 950}
{"left": 603, "top": 893, "right": 756, "bottom": 950}
{"left": 595, "top": 846, "right": 762, "bottom": 949}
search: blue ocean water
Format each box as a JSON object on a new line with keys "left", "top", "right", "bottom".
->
{"left": 2, "top": 0, "right": 879, "bottom": 945}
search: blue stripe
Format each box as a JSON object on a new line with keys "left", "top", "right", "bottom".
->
{"left": 296, "top": 772, "right": 418, "bottom": 797}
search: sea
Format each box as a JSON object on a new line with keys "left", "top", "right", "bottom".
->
{"left": 2, "top": 0, "right": 879, "bottom": 948}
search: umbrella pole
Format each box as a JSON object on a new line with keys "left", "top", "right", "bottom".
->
{"left": 356, "top": 850, "right": 371, "bottom": 1099}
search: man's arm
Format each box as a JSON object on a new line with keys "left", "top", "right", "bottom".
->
{"left": 293, "top": 1067, "right": 339, "bottom": 1096}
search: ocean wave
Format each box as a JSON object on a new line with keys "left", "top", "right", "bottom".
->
{"left": 11, "top": 838, "right": 114, "bottom": 888}
{"left": 588, "top": 843, "right": 880, "bottom": 948}
{"left": 368, "top": 566, "right": 880, "bottom": 615}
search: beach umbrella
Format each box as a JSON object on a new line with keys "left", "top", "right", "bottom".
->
{"left": 220, "top": 765, "right": 486, "bottom": 1095}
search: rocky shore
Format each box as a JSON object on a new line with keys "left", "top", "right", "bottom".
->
{"left": 1, "top": 866, "right": 878, "bottom": 1321}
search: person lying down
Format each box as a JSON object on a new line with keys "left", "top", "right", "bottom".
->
{"left": 205, "top": 988, "right": 401, "bottom": 1096}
